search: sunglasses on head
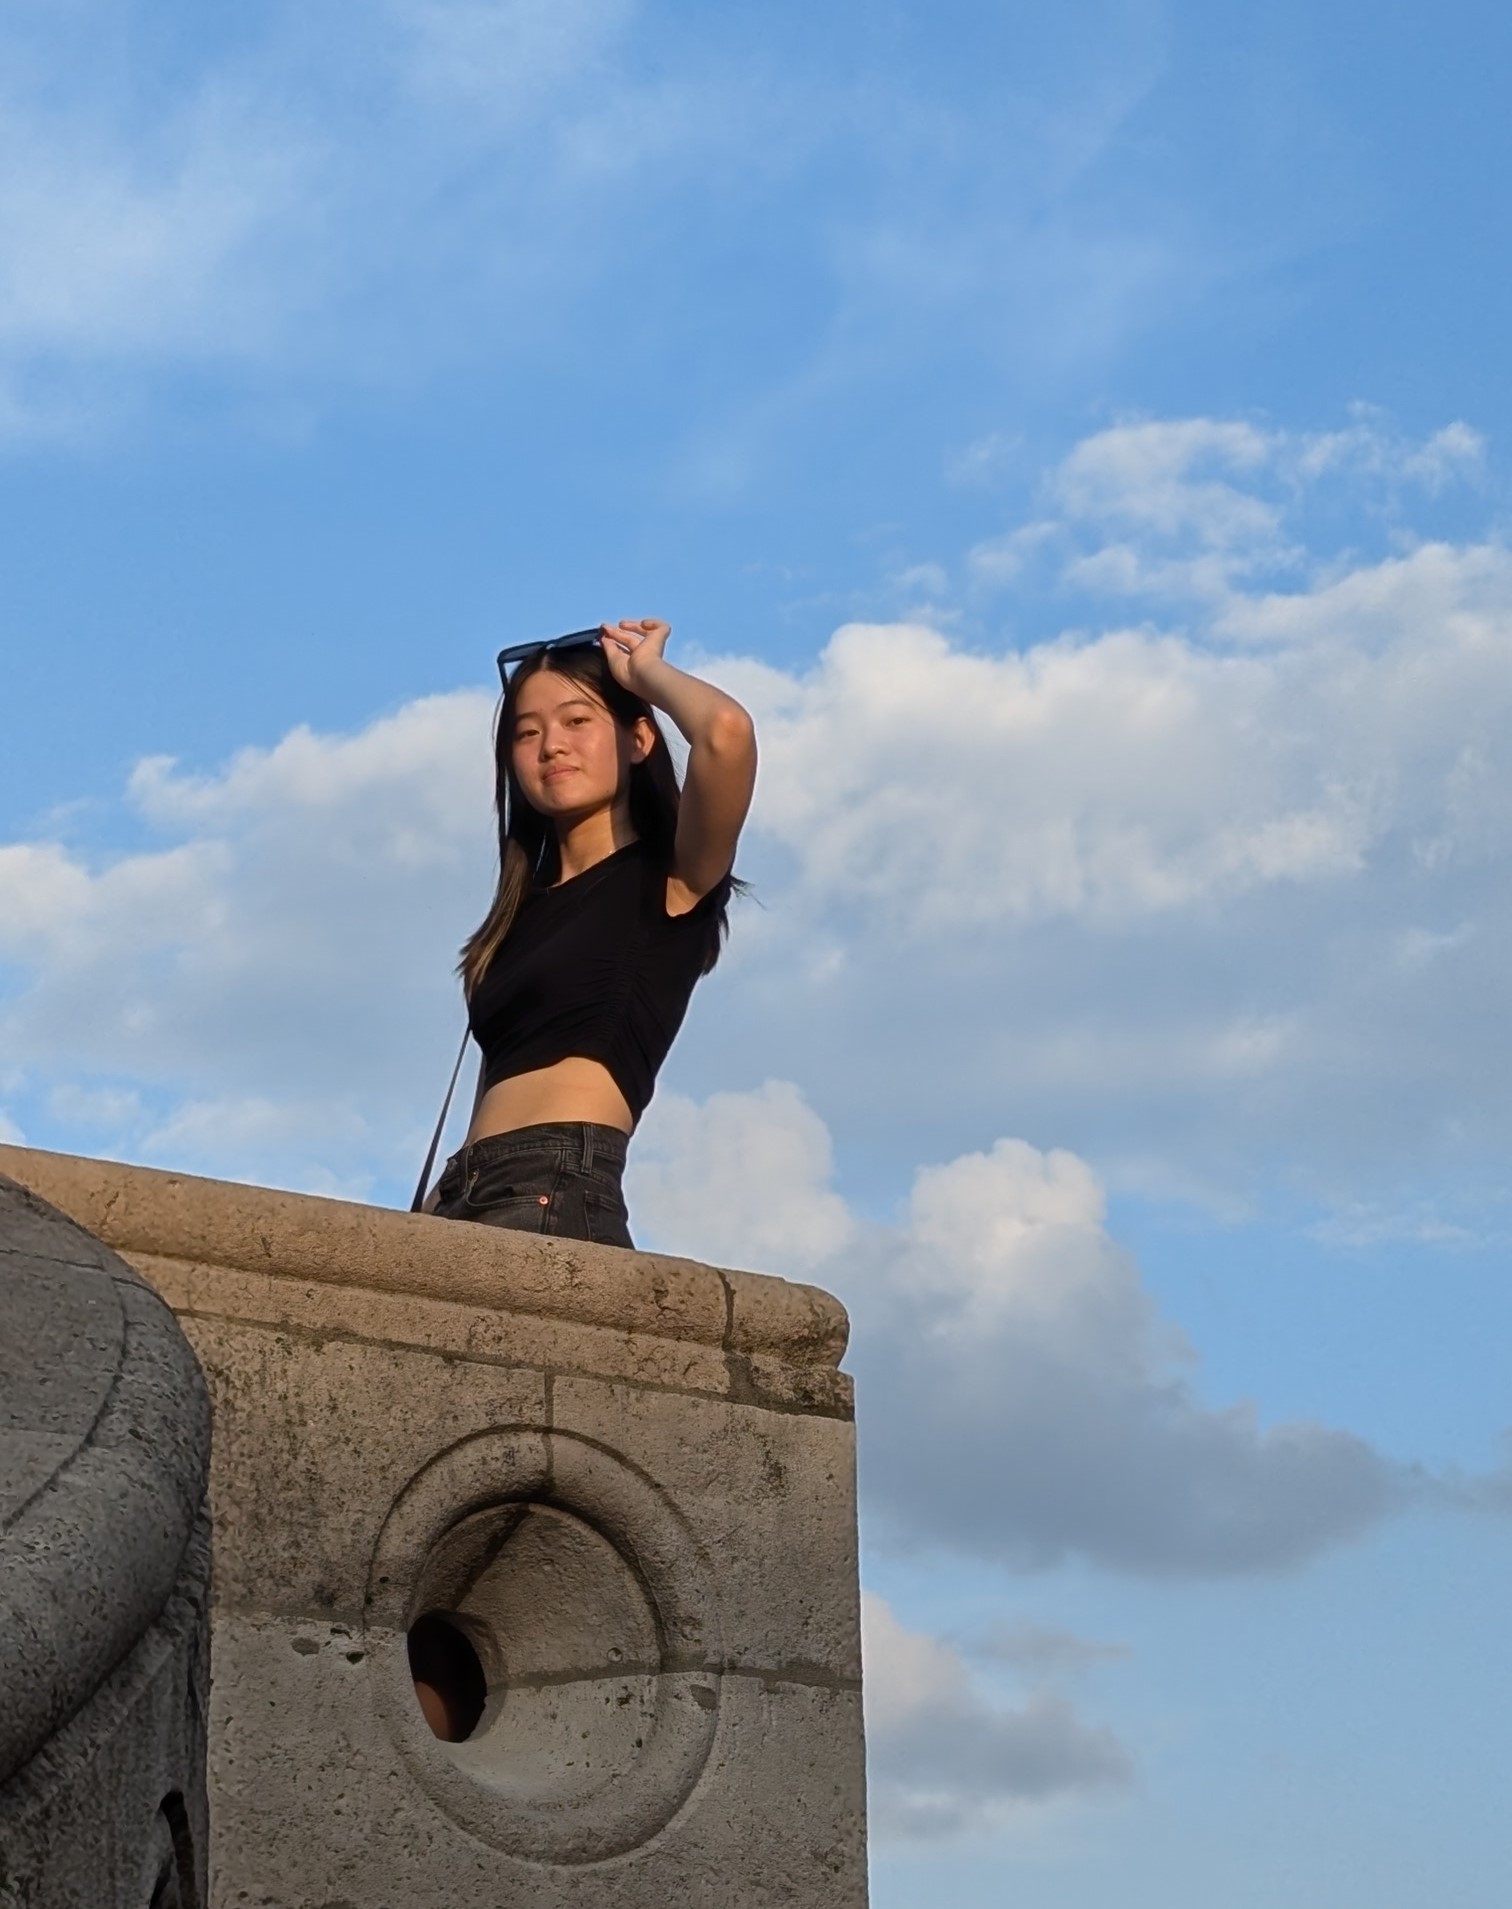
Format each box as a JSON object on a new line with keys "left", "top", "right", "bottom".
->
{"left": 496, "top": 627, "right": 602, "bottom": 687}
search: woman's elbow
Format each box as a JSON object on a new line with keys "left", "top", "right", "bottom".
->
{"left": 703, "top": 703, "right": 756, "bottom": 759}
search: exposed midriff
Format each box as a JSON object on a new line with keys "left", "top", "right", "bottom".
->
{"left": 465, "top": 841, "right": 728, "bottom": 1138}
{"left": 466, "top": 1057, "right": 634, "bottom": 1142}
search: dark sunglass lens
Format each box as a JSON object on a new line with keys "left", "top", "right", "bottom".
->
{"left": 496, "top": 628, "right": 602, "bottom": 679}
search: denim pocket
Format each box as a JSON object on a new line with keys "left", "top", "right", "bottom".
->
{"left": 462, "top": 1158, "right": 550, "bottom": 1213}
{"left": 465, "top": 1193, "right": 552, "bottom": 1235}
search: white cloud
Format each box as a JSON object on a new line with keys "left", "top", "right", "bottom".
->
{"left": 628, "top": 1080, "right": 855, "bottom": 1272}
{"left": 1051, "top": 413, "right": 1485, "bottom": 545}
{"left": 386, "top": 0, "right": 635, "bottom": 120}
{"left": 0, "top": 88, "right": 315, "bottom": 362}
{"left": 127, "top": 689, "right": 493, "bottom": 858}
{"left": 686, "top": 429, "right": 1512, "bottom": 1205}
{"left": 862, "top": 1591, "right": 1131, "bottom": 1839}
{"left": 903, "top": 1138, "right": 1115, "bottom": 1322}
{"left": 0, "top": 0, "right": 710, "bottom": 434}
{"left": 1, "top": 417, "right": 1506, "bottom": 1590}
{"left": 1052, "top": 417, "right": 1280, "bottom": 546}
{"left": 1215, "top": 537, "right": 1512, "bottom": 653}
{"left": 720, "top": 587, "right": 1503, "bottom": 931}
{"left": 3, "top": 692, "right": 1442, "bottom": 1571}
{"left": 1009, "top": 412, "right": 1490, "bottom": 606}
{"left": 0, "top": 689, "right": 497, "bottom": 1192}
{"left": 0, "top": 8, "right": 1334, "bottom": 451}
{"left": 0, "top": 26, "right": 333, "bottom": 429}
{"left": 1306, "top": 1203, "right": 1488, "bottom": 1251}
{"left": 945, "top": 430, "right": 1022, "bottom": 487}
{"left": 967, "top": 518, "right": 1058, "bottom": 584}
{"left": 1, "top": 415, "right": 1509, "bottom": 1221}
{"left": 632, "top": 1081, "right": 1412, "bottom": 1577}
{"left": 139, "top": 1094, "right": 385, "bottom": 1201}
{"left": 969, "top": 1619, "right": 1130, "bottom": 1677}
{"left": 46, "top": 1084, "right": 144, "bottom": 1132}
{"left": 0, "top": 839, "right": 233, "bottom": 965}
{"left": 1293, "top": 415, "right": 1485, "bottom": 490}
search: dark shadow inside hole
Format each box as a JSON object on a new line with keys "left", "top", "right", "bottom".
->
{"left": 408, "top": 1611, "right": 488, "bottom": 1743}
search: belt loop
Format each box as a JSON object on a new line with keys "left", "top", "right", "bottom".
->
{"left": 580, "top": 1124, "right": 594, "bottom": 1175}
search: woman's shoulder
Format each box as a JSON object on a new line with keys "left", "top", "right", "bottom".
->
{"left": 547, "top": 840, "right": 730, "bottom": 936}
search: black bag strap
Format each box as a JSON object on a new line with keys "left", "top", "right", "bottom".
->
{"left": 411, "top": 1027, "right": 472, "bottom": 1213}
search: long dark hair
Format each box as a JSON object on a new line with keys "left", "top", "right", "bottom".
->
{"left": 458, "top": 643, "right": 738, "bottom": 997}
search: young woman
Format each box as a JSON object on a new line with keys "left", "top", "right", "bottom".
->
{"left": 422, "top": 618, "right": 756, "bottom": 1249}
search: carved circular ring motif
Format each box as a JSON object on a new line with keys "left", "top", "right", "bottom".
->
{"left": 365, "top": 1426, "right": 722, "bottom": 1865}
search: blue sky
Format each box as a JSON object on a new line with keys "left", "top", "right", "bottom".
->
{"left": 3, "top": 2, "right": 1511, "bottom": 1900}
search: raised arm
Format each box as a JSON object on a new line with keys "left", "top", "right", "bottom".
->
{"left": 599, "top": 619, "right": 757, "bottom": 902}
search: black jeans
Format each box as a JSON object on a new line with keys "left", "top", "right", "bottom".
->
{"left": 432, "top": 1123, "right": 634, "bottom": 1250}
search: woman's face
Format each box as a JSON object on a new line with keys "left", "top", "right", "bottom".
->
{"left": 509, "top": 669, "right": 650, "bottom": 821}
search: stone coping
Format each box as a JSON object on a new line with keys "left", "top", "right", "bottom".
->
{"left": 0, "top": 1175, "right": 211, "bottom": 1786}
{"left": 0, "top": 1145, "right": 850, "bottom": 1371}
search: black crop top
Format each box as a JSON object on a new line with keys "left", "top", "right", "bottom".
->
{"left": 468, "top": 841, "right": 729, "bottom": 1126}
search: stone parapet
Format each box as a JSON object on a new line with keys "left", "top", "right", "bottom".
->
{"left": 0, "top": 1143, "right": 868, "bottom": 1909}
{"left": 0, "top": 1172, "right": 211, "bottom": 1909}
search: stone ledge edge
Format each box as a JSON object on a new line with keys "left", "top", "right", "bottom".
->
{"left": 0, "top": 1144, "right": 850, "bottom": 1371}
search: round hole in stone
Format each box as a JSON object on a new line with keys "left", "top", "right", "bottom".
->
{"left": 407, "top": 1612, "right": 488, "bottom": 1743}
{"left": 369, "top": 1431, "right": 723, "bottom": 1862}
{"left": 408, "top": 1500, "right": 664, "bottom": 1805}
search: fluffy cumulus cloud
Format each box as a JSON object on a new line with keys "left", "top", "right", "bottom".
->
{"left": 1, "top": 412, "right": 1508, "bottom": 1226}
{"left": 698, "top": 418, "right": 1511, "bottom": 1212}
{"left": 1013, "top": 410, "right": 1488, "bottom": 604}
{"left": 1, "top": 415, "right": 1504, "bottom": 1592}
{"left": 860, "top": 1143, "right": 1403, "bottom": 1574}
{"left": 721, "top": 622, "right": 1358, "bottom": 926}
{"left": 631, "top": 1081, "right": 1407, "bottom": 1577}
{"left": 629, "top": 1080, "right": 856, "bottom": 1269}
{"left": 861, "top": 1592, "right": 1131, "bottom": 1840}
{"left": 731, "top": 452, "right": 1508, "bottom": 934}
{"left": 0, "top": 689, "right": 497, "bottom": 1189}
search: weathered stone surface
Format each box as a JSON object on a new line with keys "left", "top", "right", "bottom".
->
{"left": 0, "top": 1517, "right": 210, "bottom": 1909}
{"left": 0, "top": 1172, "right": 211, "bottom": 1909}
{"left": 553, "top": 1375, "right": 864, "bottom": 1679}
{"left": 0, "top": 1144, "right": 868, "bottom": 1908}
{"left": 0, "top": 1144, "right": 848, "bottom": 1368}
{"left": 184, "top": 1314, "right": 547, "bottom": 1619}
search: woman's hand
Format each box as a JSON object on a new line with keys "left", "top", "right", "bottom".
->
{"left": 597, "top": 616, "right": 755, "bottom": 899}
{"left": 598, "top": 615, "right": 754, "bottom": 897}
{"left": 599, "top": 619, "right": 672, "bottom": 695}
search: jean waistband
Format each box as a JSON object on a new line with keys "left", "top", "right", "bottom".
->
{"left": 449, "top": 1122, "right": 628, "bottom": 1179}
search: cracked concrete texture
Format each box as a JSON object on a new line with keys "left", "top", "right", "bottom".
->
{"left": 0, "top": 1145, "right": 868, "bottom": 1908}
